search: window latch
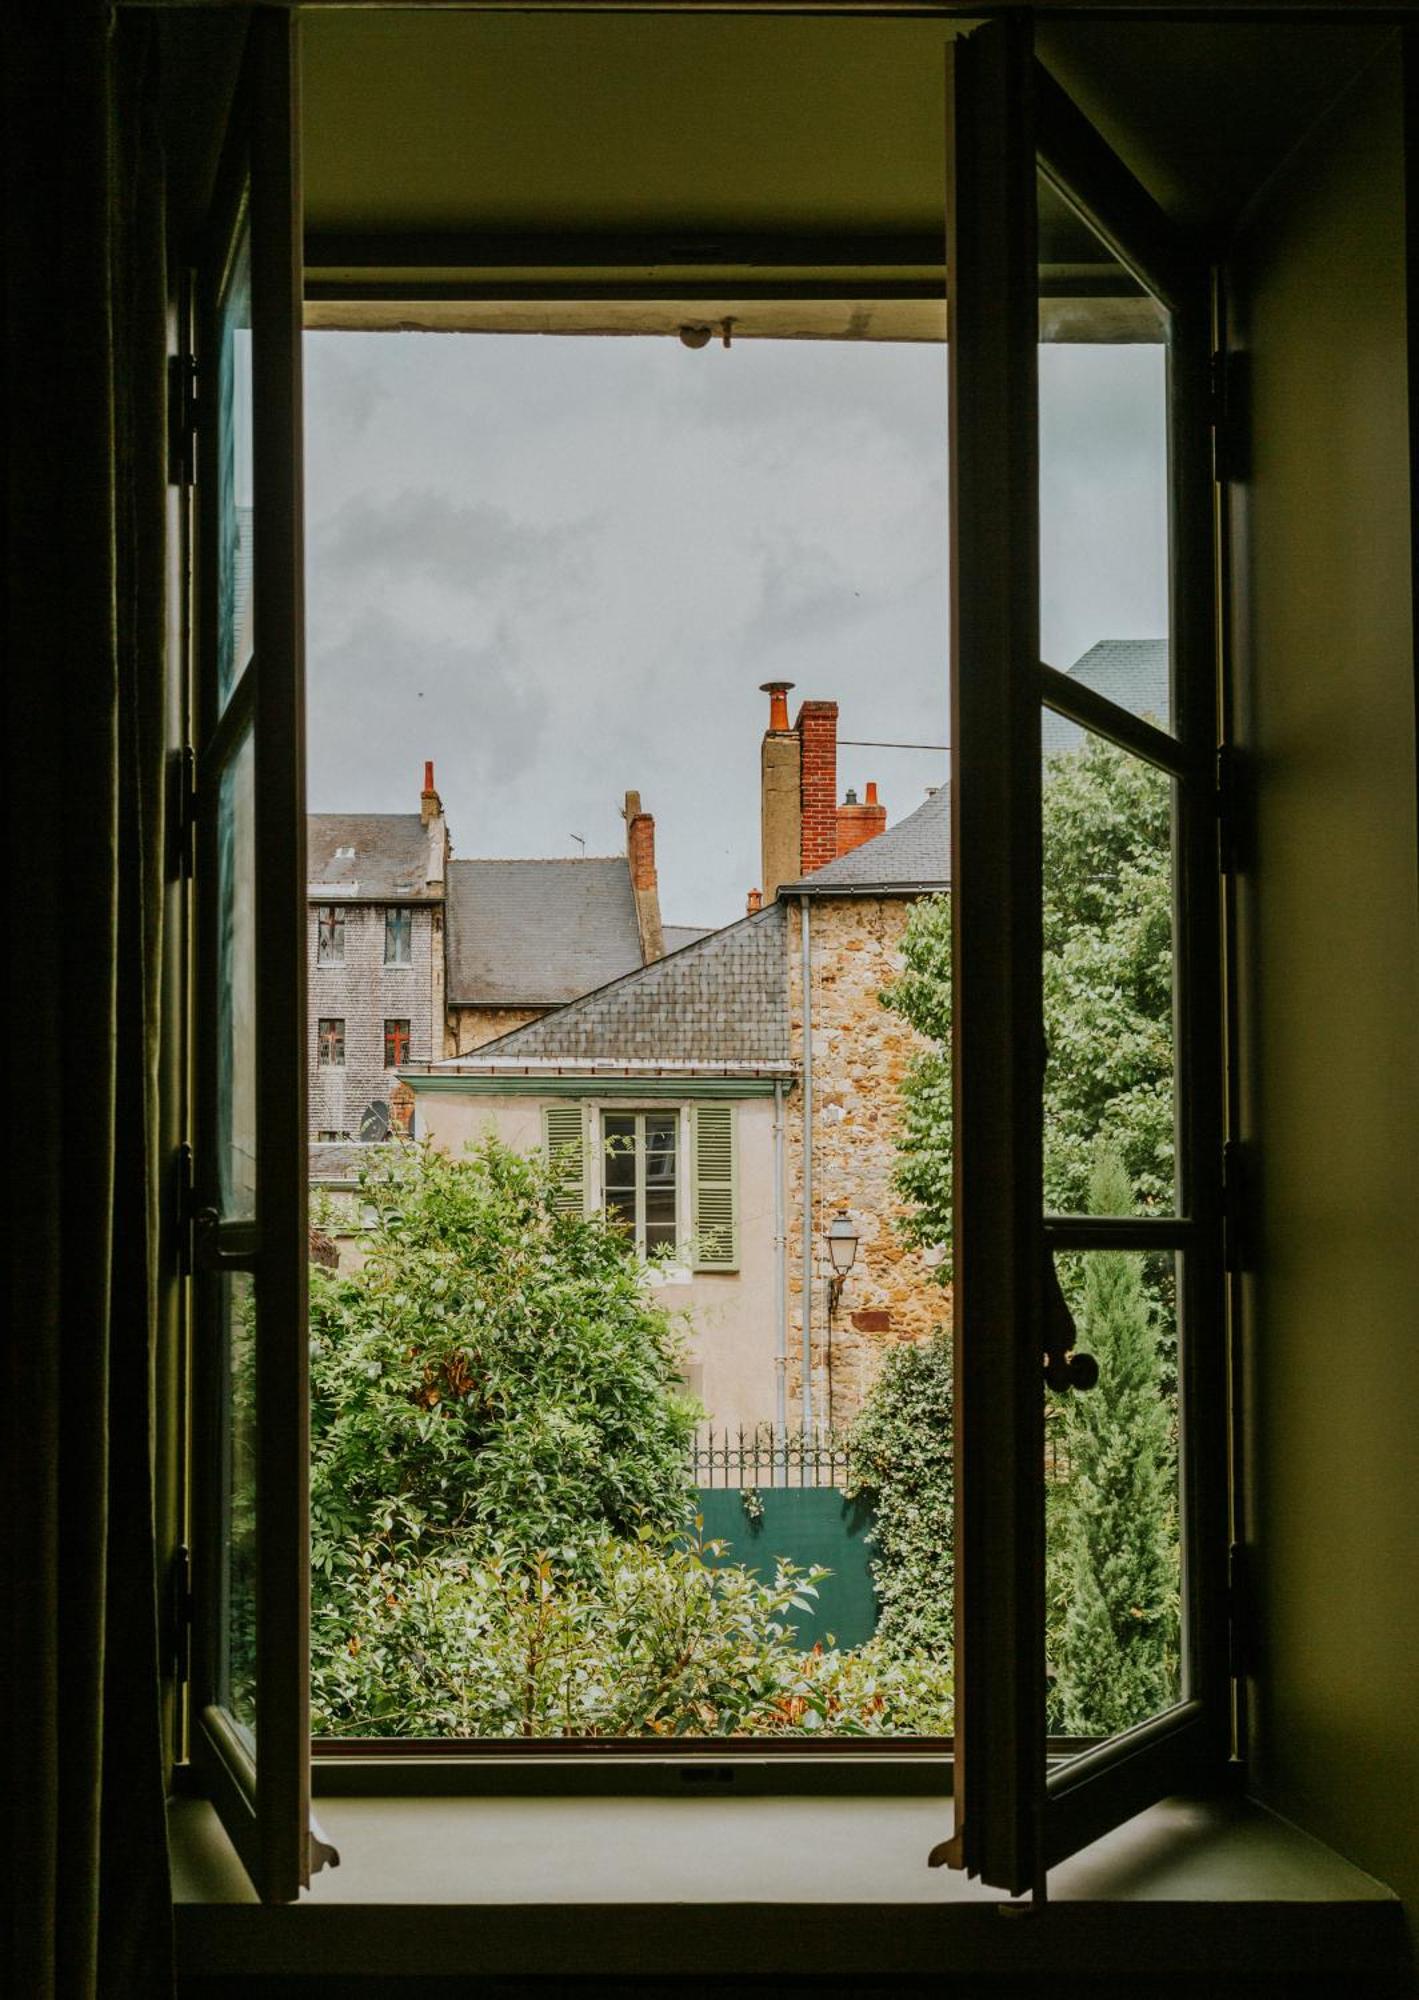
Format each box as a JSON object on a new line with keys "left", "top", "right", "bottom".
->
{"left": 1042, "top": 1248, "right": 1098, "bottom": 1393}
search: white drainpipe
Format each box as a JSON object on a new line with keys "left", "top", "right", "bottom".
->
{"left": 799, "top": 896, "right": 814, "bottom": 1438}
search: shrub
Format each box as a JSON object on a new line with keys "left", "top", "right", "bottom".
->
{"left": 847, "top": 1330, "right": 954, "bottom": 1661}
{"left": 311, "top": 1522, "right": 953, "bottom": 1738}
{"left": 308, "top": 1138, "right": 698, "bottom": 1586}
{"left": 1048, "top": 1147, "right": 1179, "bottom": 1735}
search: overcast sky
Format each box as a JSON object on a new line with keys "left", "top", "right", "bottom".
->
{"left": 304, "top": 332, "right": 1166, "bottom": 930}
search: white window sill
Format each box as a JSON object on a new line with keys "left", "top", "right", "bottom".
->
{"left": 169, "top": 1792, "right": 1406, "bottom": 1983}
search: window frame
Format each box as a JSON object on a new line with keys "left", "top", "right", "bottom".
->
{"left": 316, "top": 902, "right": 345, "bottom": 965}
{"left": 383, "top": 904, "right": 413, "bottom": 966}
{"left": 383, "top": 1017, "right": 411, "bottom": 1069}
{"left": 317, "top": 1017, "right": 346, "bottom": 1067}
{"left": 599, "top": 1106, "right": 682, "bottom": 1260}
{"left": 166, "top": 3, "right": 1236, "bottom": 1867}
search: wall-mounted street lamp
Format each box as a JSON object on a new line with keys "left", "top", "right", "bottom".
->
{"left": 826, "top": 1211, "right": 859, "bottom": 1317}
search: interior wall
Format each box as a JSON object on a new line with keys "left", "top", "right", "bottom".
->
{"left": 1227, "top": 35, "right": 1419, "bottom": 1916}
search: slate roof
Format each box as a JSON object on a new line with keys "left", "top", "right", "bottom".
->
{"left": 782, "top": 784, "right": 951, "bottom": 896}
{"left": 445, "top": 856, "right": 645, "bottom": 1008}
{"left": 441, "top": 902, "right": 790, "bottom": 1068}
{"left": 1042, "top": 639, "right": 1169, "bottom": 753}
{"left": 307, "top": 814, "right": 441, "bottom": 901}
{"left": 663, "top": 924, "right": 713, "bottom": 953}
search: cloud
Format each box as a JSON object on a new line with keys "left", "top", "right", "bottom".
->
{"left": 310, "top": 489, "right": 583, "bottom": 599}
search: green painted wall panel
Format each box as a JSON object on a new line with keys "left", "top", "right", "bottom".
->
{"left": 695, "top": 1487, "right": 878, "bottom": 1651}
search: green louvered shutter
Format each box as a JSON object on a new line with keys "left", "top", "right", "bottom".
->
{"left": 542, "top": 1103, "right": 588, "bottom": 1215}
{"left": 691, "top": 1103, "right": 738, "bottom": 1271}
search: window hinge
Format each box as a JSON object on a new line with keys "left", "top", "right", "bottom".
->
{"left": 169, "top": 744, "right": 197, "bottom": 882}
{"left": 167, "top": 351, "right": 199, "bottom": 488}
{"left": 175, "top": 1140, "right": 198, "bottom": 1277}
{"left": 1227, "top": 1540, "right": 1255, "bottom": 1681}
{"left": 169, "top": 1542, "right": 193, "bottom": 1689}
{"left": 1221, "top": 1137, "right": 1255, "bottom": 1274}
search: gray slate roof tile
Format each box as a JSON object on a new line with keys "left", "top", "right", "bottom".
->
{"left": 308, "top": 814, "right": 441, "bottom": 901}
{"left": 1042, "top": 639, "right": 1169, "bottom": 752}
{"left": 783, "top": 783, "right": 951, "bottom": 894}
{"left": 463, "top": 902, "right": 790, "bottom": 1066}
{"left": 446, "top": 856, "right": 644, "bottom": 1007}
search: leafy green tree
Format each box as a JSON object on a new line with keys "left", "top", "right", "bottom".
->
{"left": 882, "top": 730, "right": 1173, "bottom": 1248}
{"left": 847, "top": 1330, "right": 954, "bottom": 1660}
{"left": 308, "top": 1138, "right": 698, "bottom": 1586}
{"left": 1049, "top": 1148, "right": 1178, "bottom": 1734}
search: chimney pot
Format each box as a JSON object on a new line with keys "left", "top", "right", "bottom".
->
{"left": 865, "top": 780, "right": 879, "bottom": 806}
{"left": 759, "top": 681, "right": 795, "bottom": 734}
{"left": 747, "top": 888, "right": 763, "bottom": 913}
{"left": 424, "top": 760, "right": 435, "bottom": 794}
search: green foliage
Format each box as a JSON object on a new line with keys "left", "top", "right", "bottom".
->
{"left": 311, "top": 1521, "right": 953, "bottom": 1738}
{"left": 1048, "top": 1148, "right": 1179, "bottom": 1735}
{"left": 308, "top": 1138, "right": 698, "bottom": 1586}
{"left": 882, "top": 731, "right": 1174, "bottom": 1251}
{"left": 846, "top": 1331, "right": 954, "bottom": 1660}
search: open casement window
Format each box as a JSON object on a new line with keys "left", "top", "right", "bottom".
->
{"left": 943, "top": 18, "right": 1226, "bottom": 1895}
{"left": 187, "top": 12, "right": 327, "bottom": 1904}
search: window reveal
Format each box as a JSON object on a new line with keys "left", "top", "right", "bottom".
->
{"left": 316, "top": 905, "right": 344, "bottom": 964}
{"left": 317, "top": 1017, "right": 345, "bottom": 1067}
{"left": 384, "top": 1018, "right": 411, "bottom": 1068}
{"left": 384, "top": 906, "right": 413, "bottom": 965}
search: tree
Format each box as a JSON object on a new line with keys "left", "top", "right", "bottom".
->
{"left": 1049, "top": 1147, "right": 1178, "bottom": 1734}
{"left": 882, "top": 729, "right": 1174, "bottom": 1251}
{"left": 846, "top": 1330, "right": 954, "bottom": 1659}
{"left": 308, "top": 1137, "right": 698, "bottom": 1586}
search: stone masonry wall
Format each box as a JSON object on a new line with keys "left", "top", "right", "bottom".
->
{"left": 445, "top": 1005, "right": 549, "bottom": 1056}
{"left": 308, "top": 902, "right": 441, "bottom": 1141}
{"left": 784, "top": 894, "right": 951, "bottom": 1432}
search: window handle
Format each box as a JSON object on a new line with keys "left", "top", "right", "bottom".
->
{"left": 1042, "top": 1248, "right": 1098, "bottom": 1393}
{"left": 193, "top": 1207, "right": 260, "bottom": 1273}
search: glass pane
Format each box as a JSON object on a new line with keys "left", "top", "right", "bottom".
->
{"left": 1042, "top": 721, "right": 1176, "bottom": 1217}
{"left": 217, "top": 220, "right": 255, "bottom": 712}
{"left": 220, "top": 1269, "right": 258, "bottom": 1738}
{"left": 217, "top": 729, "right": 257, "bottom": 1219}
{"left": 1046, "top": 1248, "right": 1182, "bottom": 1750}
{"left": 602, "top": 1114, "right": 636, "bottom": 1189}
{"left": 1038, "top": 173, "right": 1171, "bottom": 735}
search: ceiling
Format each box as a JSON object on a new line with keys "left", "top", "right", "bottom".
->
{"left": 294, "top": 9, "right": 1389, "bottom": 323}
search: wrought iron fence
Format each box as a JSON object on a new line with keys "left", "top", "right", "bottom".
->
{"left": 690, "top": 1424, "right": 853, "bottom": 1491}
{"left": 692, "top": 1421, "right": 1072, "bottom": 1490}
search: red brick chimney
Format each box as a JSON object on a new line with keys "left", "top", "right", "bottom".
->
{"left": 624, "top": 790, "right": 665, "bottom": 962}
{"left": 795, "top": 700, "right": 839, "bottom": 876}
{"left": 420, "top": 759, "right": 442, "bottom": 825}
{"left": 835, "top": 778, "right": 887, "bottom": 858}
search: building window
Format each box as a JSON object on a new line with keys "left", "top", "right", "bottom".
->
{"left": 383, "top": 1018, "right": 411, "bottom": 1068}
{"left": 315, "top": 1129, "right": 350, "bottom": 1142}
{"left": 602, "top": 1110, "right": 678, "bottom": 1257}
{"left": 317, "top": 1018, "right": 345, "bottom": 1067}
{"left": 316, "top": 905, "right": 344, "bottom": 964}
{"left": 384, "top": 906, "right": 413, "bottom": 965}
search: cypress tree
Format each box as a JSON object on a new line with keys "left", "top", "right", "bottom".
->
{"left": 1051, "top": 1146, "right": 1179, "bottom": 1736}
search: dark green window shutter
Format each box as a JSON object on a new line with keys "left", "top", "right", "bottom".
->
{"left": 542, "top": 1103, "right": 587, "bottom": 1215}
{"left": 691, "top": 1103, "right": 738, "bottom": 1271}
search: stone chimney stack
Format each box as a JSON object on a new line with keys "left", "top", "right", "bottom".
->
{"left": 759, "top": 681, "right": 801, "bottom": 902}
{"left": 835, "top": 777, "right": 887, "bottom": 858}
{"left": 795, "top": 699, "right": 840, "bottom": 876}
{"left": 624, "top": 790, "right": 665, "bottom": 964}
{"left": 420, "top": 759, "right": 442, "bottom": 825}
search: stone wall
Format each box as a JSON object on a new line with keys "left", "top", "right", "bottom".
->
{"left": 308, "top": 901, "right": 441, "bottom": 1140}
{"left": 784, "top": 893, "right": 951, "bottom": 1432}
{"left": 445, "top": 1004, "right": 549, "bottom": 1056}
